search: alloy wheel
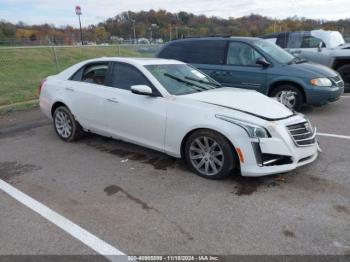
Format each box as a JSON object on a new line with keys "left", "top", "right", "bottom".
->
{"left": 275, "top": 90, "right": 297, "bottom": 109}
{"left": 189, "top": 136, "right": 224, "bottom": 176}
{"left": 54, "top": 110, "right": 72, "bottom": 139}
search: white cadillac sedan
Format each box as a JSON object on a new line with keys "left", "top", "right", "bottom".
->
{"left": 39, "top": 57, "right": 319, "bottom": 179}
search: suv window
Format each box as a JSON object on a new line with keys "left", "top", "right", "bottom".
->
{"left": 111, "top": 63, "right": 151, "bottom": 90}
{"left": 227, "top": 42, "right": 263, "bottom": 66}
{"left": 81, "top": 63, "right": 109, "bottom": 85}
{"left": 276, "top": 32, "right": 289, "bottom": 48}
{"left": 287, "top": 32, "right": 304, "bottom": 48}
{"left": 301, "top": 36, "right": 323, "bottom": 48}
{"left": 187, "top": 40, "right": 226, "bottom": 64}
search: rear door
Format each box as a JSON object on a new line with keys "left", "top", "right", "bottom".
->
{"left": 217, "top": 41, "right": 267, "bottom": 92}
{"left": 66, "top": 62, "right": 112, "bottom": 133}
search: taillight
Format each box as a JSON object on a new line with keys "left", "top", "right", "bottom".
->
{"left": 38, "top": 79, "right": 47, "bottom": 95}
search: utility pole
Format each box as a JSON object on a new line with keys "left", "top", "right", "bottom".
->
{"left": 169, "top": 24, "right": 172, "bottom": 41}
{"left": 132, "top": 19, "right": 136, "bottom": 44}
{"left": 75, "top": 6, "right": 83, "bottom": 45}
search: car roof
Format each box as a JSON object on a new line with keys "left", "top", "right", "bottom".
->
{"left": 84, "top": 57, "right": 185, "bottom": 66}
{"left": 168, "top": 36, "right": 260, "bottom": 43}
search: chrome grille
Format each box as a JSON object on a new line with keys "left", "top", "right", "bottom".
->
{"left": 287, "top": 121, "right": 316, "bottom": 146}
{"left": 330, "top": 75, "right": 345, "bottom": 88}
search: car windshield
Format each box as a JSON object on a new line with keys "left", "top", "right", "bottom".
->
{"left": 145, "top": 64, "right": 221, "bottom": 95}
{"left": 254, "top": 39, "right": 295, "bottom": 64}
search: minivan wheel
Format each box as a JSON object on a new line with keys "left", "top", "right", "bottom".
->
{"left": 337, "top": 64, "right": 350, "bottom": 92}
{"left": 184, "top": 130, "right": 237, "bottom": 179}
{"left": 270, "top": 85, "right": 303, "bottom": 111}
{"left": 53, "top": 106, "right": 83, "bottom": 142}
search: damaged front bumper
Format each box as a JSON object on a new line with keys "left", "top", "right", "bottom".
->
{"left": 238, "top": 117, "right": 320, "bottom": 177}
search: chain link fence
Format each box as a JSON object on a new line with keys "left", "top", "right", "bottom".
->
{"left": 0, "top": 44, "right": 162, "bottom": 107}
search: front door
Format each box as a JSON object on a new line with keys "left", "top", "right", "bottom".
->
{"left": 105, "top": 62, "right": 167, "bottom": 152}
{"left": 217, "top": 41, "right": 267, "bottom": 92}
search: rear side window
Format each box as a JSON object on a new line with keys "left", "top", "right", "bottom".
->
{"left": 287, "top": 32, "right": 304, "bottom": 48}
{"left": 158, "top": 41, "right": 191, "bottom": 62}
{"left": 110, "top": 63, "right": 152, "bottom": 90}
{"left": 70, "top": 62, "right": 109, "bottom": 86}
{"left": 158, "top": 40, "right": 227, "bottom": 65}
{"left": 187, "top": 40, "right": 227, "bottom": 64}
{"left": 276, "top": 33, "right": 289, "bottom": 48}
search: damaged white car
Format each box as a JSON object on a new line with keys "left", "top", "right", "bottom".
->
{"left": 39, "top": 58, "right": 320, "bottom": 179}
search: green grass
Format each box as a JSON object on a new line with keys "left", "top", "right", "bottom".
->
{"left": 0, "top": 45, "right": 154, "bottom": 106}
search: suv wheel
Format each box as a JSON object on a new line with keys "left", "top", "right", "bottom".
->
{"left": 53, "top": 106, "right": 84, "bottom": 142}
{"left": 184, "top": 130, "right": 238, "bottom": 179}
{"left": 270, "top": 85, "right": 303, "bottom": 111}
{"left": 338, "top": 64, "right": 350, "bottom": 92}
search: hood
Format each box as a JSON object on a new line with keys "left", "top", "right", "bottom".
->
{"left": 183, "top": 87, "right": 294, "bottom": 121}
{"left": 287, "top": 61, "right": 338, "bottom": 78}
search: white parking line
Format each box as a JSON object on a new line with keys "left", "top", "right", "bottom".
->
{"left": 341, "top": 96, "right": 350, "bottom": 98}
{"left": 0, "top": 179, "right": 126, "bottom": 261}
{"left": 317, "top": 132, "right": 350, "bottom": 140}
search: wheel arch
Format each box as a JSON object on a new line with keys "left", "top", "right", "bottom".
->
{"left": 333, "top": 59, "right": 350, "bottom": 70}
{"left": 51, "top": 101, "right": 70, "bottom": 117}
{"left": 268, "top": 80, "right": 307, "bottom": 103}
{"left": 180, "top": 128, "right": 239, "bottom": 161}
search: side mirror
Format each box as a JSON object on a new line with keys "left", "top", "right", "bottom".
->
{"left": 131, "top": 85, "right": 153, "bottom": 96}
{"left": 256, "top": 57, "right": 271, "bottom": 67}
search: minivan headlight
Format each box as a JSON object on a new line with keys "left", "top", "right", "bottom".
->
{"left": 310, "top": 78, "right": 332, "bottom": 87}
{"left": 216, "top": 115, "right": 270, "bottom": 138}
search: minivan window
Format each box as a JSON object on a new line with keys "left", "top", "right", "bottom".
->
{"left": 111, "top": 63, "right": 151, "bottom": 90}
{"left": 227, "top": 42, "right": 263, "bottom": 66}
{"left": 188, "top": 40, "right": 227, "bottom": 64}
{"left": 254, "top": 39, "right": 295, "bottom": 64}
{"left": 157, "top": 41, "right": 191, "bottom": 61}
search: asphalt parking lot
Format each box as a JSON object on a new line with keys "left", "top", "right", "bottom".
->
{"left": 1, "top": 95, "right": 350, "bottom": 259}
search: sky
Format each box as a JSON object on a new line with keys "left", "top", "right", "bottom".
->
{"left": 0, "top": 0, "right": 349, "bottom": 27}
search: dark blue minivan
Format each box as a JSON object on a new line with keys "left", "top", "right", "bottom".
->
{"left": 157, "top": 37, "right": 344, "bottom": 110}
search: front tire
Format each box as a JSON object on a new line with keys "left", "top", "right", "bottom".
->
{"left": 53, "top": 106, "right": 84, "bottom": 142}
{"left": 337, "top": 64, "right": 350, "bottom": 92}
{"left": 184, "top": 130, "right": 238, "bottom": 179}
{"left": 270, "top": 85, "right": 303, "bottom": 111}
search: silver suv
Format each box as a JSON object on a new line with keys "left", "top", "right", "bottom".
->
{"left": 262, "top": 30, "right": 350, "bottom": 91}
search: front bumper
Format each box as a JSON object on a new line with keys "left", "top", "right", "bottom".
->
{"left": 235, "top": 116, "right": 319, "bottom": 177}
{"left": 306, "top": 84, "right": 344, "bottom": 106}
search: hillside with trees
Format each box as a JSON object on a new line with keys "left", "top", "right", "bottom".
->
{"left": 1, "top": 10, "right": 350, "bottom": 46}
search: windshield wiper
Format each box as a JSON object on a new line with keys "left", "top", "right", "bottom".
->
{"left": 184, "top": 76, "right": 221, "bottom": 88}
{"left": 163, "top": 73, "right": 208, "bottom": 92}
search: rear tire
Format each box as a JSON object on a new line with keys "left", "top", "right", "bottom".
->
{"left": 270, "top": 85, "right": 303, "bottom": 111}
{"left": 337, "top": 64, "right": 350, "bottom": 92}
{"left": 53, "top": 106, "right": 84, "bottom": 142}
{"left": 184, "top": 129, "right": 238, "bottom": 179}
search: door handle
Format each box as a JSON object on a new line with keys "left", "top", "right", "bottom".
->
{"left": 211, "top": 71, "right": 221, "bottom": 77}
{"left": 65, "top": 87, "right": 74, "bottom": 92}
{"left": 106, "top": 98, "right": 119, "bottom": 104}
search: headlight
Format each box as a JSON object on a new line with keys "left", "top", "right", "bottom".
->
{"left": 310, "top": 78, "right": 332, "bottom": 87}
{"left": 216, "top": 115, "right": 270, "bottom": 138}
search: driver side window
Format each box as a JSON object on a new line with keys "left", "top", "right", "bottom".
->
{"left": 227, "top": 42, "right": 263, "bottom": 66}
